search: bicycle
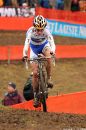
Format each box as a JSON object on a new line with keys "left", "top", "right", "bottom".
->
{"left": 25, "top": 54, "right": 55, "bottom": 112}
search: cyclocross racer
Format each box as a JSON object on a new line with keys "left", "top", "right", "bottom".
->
{"left": 23, "top": 15, "right": 56, "bottom": 107}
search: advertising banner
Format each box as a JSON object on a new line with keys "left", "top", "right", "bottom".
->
{"left": 1, "top": 45, "right": 86, "bottom": 60}
{"left": 0, "top": 17, "right": 33, "bottom": 30}
{"left": 0, "top": 7, "right": 35, "bottom": 17}
{"left": 36, "top": 7, "right": 86, "bottom": 24}
{"left": 47, "top": 19, "right": 86, "bottom": 39}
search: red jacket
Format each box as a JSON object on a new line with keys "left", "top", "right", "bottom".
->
{"left": 2, "top": 91, "right": 22, "bottom": 106}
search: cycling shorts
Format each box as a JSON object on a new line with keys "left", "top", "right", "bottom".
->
{"left": 30, "top": 40, "right": 51, "bottom": 59}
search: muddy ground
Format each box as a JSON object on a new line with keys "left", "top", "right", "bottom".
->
{"left": 0, "top": 31, "right": 86, "bottom": 130}
{"left": 0, "top": 108, "right": 86, "bottom": 130}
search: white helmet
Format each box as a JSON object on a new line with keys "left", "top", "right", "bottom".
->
{"left": 33, "top": 15, "right": 47, "bottom": 30}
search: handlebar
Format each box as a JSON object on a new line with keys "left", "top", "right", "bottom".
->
{"left": 25, "top": 54, "right": 56, "bottom": 70}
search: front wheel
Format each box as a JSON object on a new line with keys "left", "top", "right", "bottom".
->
{"left": 41, "top": 95, "right": 47, "bottom": 112}
{"left": 39, "top": 69, "right": 48, "bottom": 112}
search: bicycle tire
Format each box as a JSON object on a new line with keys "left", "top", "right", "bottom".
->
{"left": 39, "top": 69, "right": 47, "bottom": 112}
{"left": 41, "top": 95, "right": 47, "bottom": 112}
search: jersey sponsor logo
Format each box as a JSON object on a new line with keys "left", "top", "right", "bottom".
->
{"left": 31, "top": 37, "right": 46, "bottom": 43}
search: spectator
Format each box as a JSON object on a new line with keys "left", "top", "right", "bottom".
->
{"left": 2, "top": 82, "right": 22, "bottom": 106}
{"left": 0, "top": 0, "right": 3, "bottom": 7}
{"left": 27, "top": 0, "right": 38, "bottom": 8}
{"left": 49, "top": 0, "right": 56, "bottom": 8}
{"left": 40, "top": 0, "right": 50, "bottom": 8}
{"left": 18, "top": 0, "right": 25, "bottom": 6}
{"left": 79, "top": 0, "right": 86, "bottom": 12}
{"left": 38, "top": 0, "right": 42, "bottom": 6}
{"left": 11, "top": 0, "right": 18, "bottom": 7}
{"left": 21, "top": 2, "right": 30, "bottom": 17}
{"left": 55, "top": 0, "right": 64, "bottom": 10}
{"left": 71, "top": 0, "right": 80, "bottom": 11}
{"left": 4, "top": 0, "right": 12, "bottom": 6}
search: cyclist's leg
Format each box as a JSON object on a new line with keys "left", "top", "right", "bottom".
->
{"left": 42, "top": 42, "right": 51, "bottom": 78}
{"left": 30, "top": 49, "right": 39, "bottom": 107}
{"left": 43, "top": 48, "right": 51, "bottom": 78}
{"left": 30, "top": 62, "right": 40, "bottom": 107}
{"left": 42, "top": 44, "right": 53, "bottom": 88}
{"left": 30, "top": 49, "right": 39, "bottom": 91}
{"left": 30, "top": 62, "right": 38, "bottom": 92}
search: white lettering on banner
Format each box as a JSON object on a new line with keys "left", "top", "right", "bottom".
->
{"left": 17, "top": 8, "right": 21, "bottom": 17}
{"left": 54, "top": 22, "right": 58, "bottom": 32}
{"left": 80, "top": 26, "right": 86, "bottom": 36}
{"left": 0, "top": 8, "right": 16, "bottom": 16}
{"left": 0, "top": 7, "right": 35, "bottom": 17}
{"left": 17, "top": 8, "right": 35, "bottom": 17}
{"left": 55, "top": 23, "right": 78, "bottom": 36}
{"left": 47, "top": 20, "right": 86, "bottom": 39}
{"left": 48, "top": 20, "right": 78, "bottom": 36}
{"left": 29, "top": 8, "right": 35, "bottom": 16}
{"left": 47, "top": 22, "right": 55, "bottom": 33}
{"left": 64, "top": 25, "right": 78, "bottom": 35}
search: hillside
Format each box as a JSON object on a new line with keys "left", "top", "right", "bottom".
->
{"left": 0, "top": 31, "right": 86, "bottom": 130}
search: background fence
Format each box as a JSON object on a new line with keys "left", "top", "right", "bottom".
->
{"left": 1, "top": 45, "right": 86, "bottom": 61}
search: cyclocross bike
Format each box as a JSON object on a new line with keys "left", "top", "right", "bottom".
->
{"left": 25, "top": 54, "right": 55, "bottom": 112}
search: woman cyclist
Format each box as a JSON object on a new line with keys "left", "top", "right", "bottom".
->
{"left": 23, "top": 15, "right": 55, "bottom": 107}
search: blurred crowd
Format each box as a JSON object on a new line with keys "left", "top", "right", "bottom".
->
{"left": 71, "top": 0, "right": 86, "bottom": 12}
{"left": 0, "top": 0, "right": 64, "bottom": 10}
{"left": 0, "top": 0, "right": 86, "bottom": 12}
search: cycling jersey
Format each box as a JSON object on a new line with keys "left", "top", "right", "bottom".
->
{"left": 23, "top": 26, "right": 55, "bottom": 58}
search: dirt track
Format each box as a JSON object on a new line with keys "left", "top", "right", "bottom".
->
{"left": 0, "top": 108, "right": 86, "bottom": 130}
{"left": 0, "top": 31, "right": 86, "bottom": 130}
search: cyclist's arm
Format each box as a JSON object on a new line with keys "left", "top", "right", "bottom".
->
{"left": 23, "top": 28, "right": 32, "bottom": 57}
{"left": 46, "top": 29, "right": 56, "bottom": 53}
{"left": 23, "top": 38, "right": 30, "bottom": 57}
{"left": 48, "top": 35, "right": 56, "bottom": 54}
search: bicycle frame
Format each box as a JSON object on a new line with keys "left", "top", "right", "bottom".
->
{"left": 25, "top": 55, "right": 55, "bottom": 112}
{"left": 37, "top": 58, "right": 48, "bottom": 91}
{"left": 37, "top": 58, "right": 48, "bottom": 112}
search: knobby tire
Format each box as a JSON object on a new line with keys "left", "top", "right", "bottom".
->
{"left": 39, "top": 69, "right": 47, "bottom": 112}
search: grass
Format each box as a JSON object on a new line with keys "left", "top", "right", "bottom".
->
{"left": 50, "top": 58, "right": 86, "bottom": 95}
{"left": 0, "top": 31, "right": 86, "bottom": 45}
{"left": 0, "top": 59, "right": 86, "bottom": 100}
{"left": 54, "top": 36, "right": 86, "bottom": 45}
{"left": 0, "top": 31, "right": 86, "bottom": 100}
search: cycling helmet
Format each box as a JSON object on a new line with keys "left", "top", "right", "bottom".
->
{"left": 33, "top": 15, "right": 47, "bottom": 30}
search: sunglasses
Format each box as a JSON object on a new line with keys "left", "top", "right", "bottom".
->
{"left": 36, "top": 29, "right": 43, "bottom": 32}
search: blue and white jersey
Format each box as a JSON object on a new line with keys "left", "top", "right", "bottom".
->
{"left": 26, "top": 27, "right": 47, "bottom": 45}
{"left": 23, "top": 26, "right": 55, "bottom": 57}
